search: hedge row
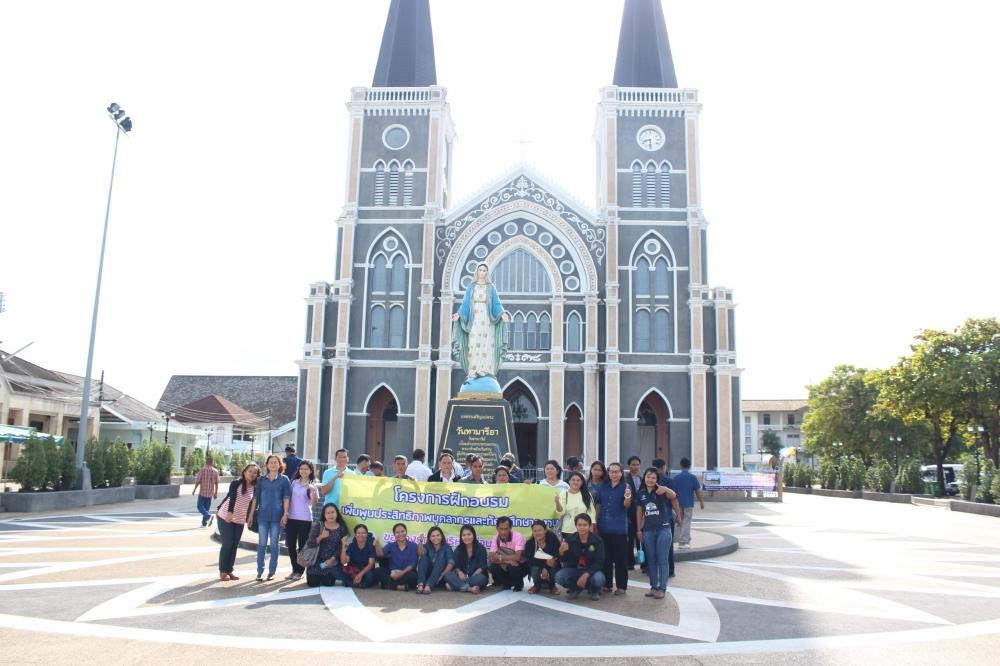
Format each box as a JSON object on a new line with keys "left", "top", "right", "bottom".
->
{"left": 10, "top": 437, "right": 174, "bottom": 492}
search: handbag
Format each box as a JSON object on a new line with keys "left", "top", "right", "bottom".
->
{"left": 297, "top": 543, "right": 319, "bottom": 567}
{"left": 247, "top": 503, "right": 260, "bottom": 533}
{"left": 636, "top": 543, "right": 646, "bottom": 565}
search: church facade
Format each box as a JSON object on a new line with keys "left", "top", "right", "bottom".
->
{"left": 295, "top": 0, "right": 741, "bottom": 472}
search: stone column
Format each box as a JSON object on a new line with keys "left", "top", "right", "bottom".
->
{"left": 584, "top": 293, "right": 600, "bottom": 462}
{"left": 434, "top": 294, "right": 457, "bottom": 445}
{"left": 605, "top": 215, "right": 621, "bottom": 463}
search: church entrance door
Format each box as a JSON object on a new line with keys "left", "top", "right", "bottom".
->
{"left": 365, "top": 386, "right": 398, "bottom": 463}
{"left": 564, "top": 405, "right": 582, "bottom": 462}
{"left": 634, "top": 391, "right": 670, "bottom": 467}
{"left": 504, "top": 381, "right": 539, "bottom": 469}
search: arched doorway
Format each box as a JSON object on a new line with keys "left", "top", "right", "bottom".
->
{"left": 564, "top": 404, "right": 582, "bottom": 462}
{"left": 635, "top": 391, "right": 670, "bottom": 468}
{"left": 365, "top": 386, "right": 398, "bottom": 463}
{"left": 504, "top": 380, "right": 538, "bottom": 469}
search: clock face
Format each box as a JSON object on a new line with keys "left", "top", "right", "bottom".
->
{"left": 637, "top": 125, "right": 665, "bottom": 151}
{"left": 383, "top": 125, "right": 409, "bottom": 150}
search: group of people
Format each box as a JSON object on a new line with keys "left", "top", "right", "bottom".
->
{"left": 205, "top": 445, "right": 704, "bottom": 601}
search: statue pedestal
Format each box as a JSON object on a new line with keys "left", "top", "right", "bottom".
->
{"left": 438, "top": 396, "right": 517, "bottom": 473}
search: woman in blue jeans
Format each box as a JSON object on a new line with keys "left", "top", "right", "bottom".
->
{"left": 635, "top": 467, "right": 682, "bottom": 599}
{"left": 444, "top": 524, "right": 488, "bottom": 594}
{"left": 416, "top": 525, "right": 454, "bottom": 594}
{"left": 253, "top": 455, "right": 291, "bottom": 581}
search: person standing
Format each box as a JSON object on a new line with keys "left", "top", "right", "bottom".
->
{"left": 192, "top": 454, "right": 220, "bottom": 528}
{"left": 625, "top": 455, "right": 643, "bottom": 569}
{"left": 216, "top": 463, "right": 259, "bottom": 581}
{"left": 672, "top": 457, "right": 704, "bottom": 549}
{"left": 255, "top": 454, "right": 291, "bottom": 582}
{"left": 488, "top": 516, "right": 526, "bottom": 591}
{"left": 356, "top": 454, "right": 373, "bottom": 476}
{"left": 540, "top": 460, "right": 569, "bottom": 491}
{"left": 370, "top": 461, "right": 385, "bottom": 476}
{"left": 636, "top": 467, "right": 682, "bottom": 599}
{"left": 587, "top": 460, "right": 608, "bottom": 496}
{"left": 555, "top": 514, "right": 606, "bottom": 600}
{"left": 319, "top": 448, "right": 357, "bottom": 507}
{"left": 460, "top": 455, "right": 487, "bottom": 484}
{"left": 653, "top": 458, "right": 676, "bottom": 577}
{"left": 554, "top": 471, "right": 597, "bottom": 540}
{"left": 283, "top": 446, "right": 302, "bottom": 482}
{"left": 405, "top": 449, "right": 432, "bottom": 481}
{"left": 441, "top": 448, "right": 464, "bottom": 479}
{"left": 285, "top": 460, "right": 318, "bottom": 581}
{"left": 499, "top": 452, "right": 523, "bottom": 483}
{"left": 594, "top": 462, "right": 632, "bottom": 594}
{"left": 391, "top": 455, "right": 413, "bottom": 480}
{"left": 428, "top": 452, "right": 462, "bottom": 482}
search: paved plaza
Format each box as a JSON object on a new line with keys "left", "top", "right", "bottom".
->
{"left": 0, "top": 491, "right": 998, "bottom": 664}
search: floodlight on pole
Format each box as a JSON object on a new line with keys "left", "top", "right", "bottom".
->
{"left": 75, "top": 103, "right": 133, "bottom": 484}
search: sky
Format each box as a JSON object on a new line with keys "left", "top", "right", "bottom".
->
{"left": 1, "top": 0, "right": 998, "bottom": 411}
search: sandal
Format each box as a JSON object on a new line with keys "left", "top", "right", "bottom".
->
{"left": 527, "top": 586, "right": 538, "bottom": 594}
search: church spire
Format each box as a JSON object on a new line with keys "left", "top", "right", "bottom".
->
{"left": 372, "top": 0, "right": 437, "bottom": 87}
{"left": 612, "top": 0, "right": 678, "bottom": 88}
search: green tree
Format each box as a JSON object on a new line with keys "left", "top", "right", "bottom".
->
{"left": 85, "top": 438, "right": 105, "bottom": 488}
{"left": 134, "top": 441, "right": 173, "bottom": 485}
{"left": 951, "top": 318, "right": 1000, "bottom": 465}
{"left": 782, "top": 462, "right": 797, "bottom": 487}
{"left": 864, "top": 459, "right": 893, "bottom": 493}
{"left": 43, "top": 437, "right": 61, "bottom": 490}
{"left": 819, "top": 460, "right": 838, "bottom": 489}
{"left": 10, "top": 435, "right": 48, "bottom": 491}
{"left": 760, "top": 430, "right": 782, "bottom": 457}
{"left": 184, "top": 448, "right": 205, "bottom": 476}
{"left": 59, "top": 441, "right": 78, "bottom": 490}
{"left": 803, "top": 365, "right": 881, "bottom": 463}
{"left": 104, "top": 439, "right": 131, "bottom": 487}
{"left": 880, "top": 329, "right": 966, "bottom": 497}
{"left": 894, "top": 459, "right": 924, "bottom": 494}
{"left": 839, "top": 457, "right": 865, "bottom": 491}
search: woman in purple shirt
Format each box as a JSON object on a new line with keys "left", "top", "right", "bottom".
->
{"left": 285, "top": 460, "right": 318, "bottom": 581}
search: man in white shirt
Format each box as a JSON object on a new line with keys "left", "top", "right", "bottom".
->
{"left": 405, "top": 448, "right": 432, "bottom": 482}
{"left": 441, "top": 448, "right": 464, "bottom": 478}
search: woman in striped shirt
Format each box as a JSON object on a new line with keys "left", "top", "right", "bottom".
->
{"left": 216, "top": 463, "right": 260, "bottom": 581}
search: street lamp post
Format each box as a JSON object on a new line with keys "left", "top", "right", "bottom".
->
{"left": 75, "top": 103, "right": 133, "bottom": 487}
{"left": 163, "top": 411, "right": 176, "bottom": 446}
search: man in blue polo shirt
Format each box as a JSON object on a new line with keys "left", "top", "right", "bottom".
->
{"left": 671, "top": 457, "right": 704, "bottom": 549}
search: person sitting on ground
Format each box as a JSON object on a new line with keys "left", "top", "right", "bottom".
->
{"left": 555, "top": 513, "right": 607, "bottom": 600}
{"left": 444, "top": 524, "right": 489, "bottom": 594}
{"left": 555, "top": 471, "right": 597, "bottom": 540}
{"left": 488, "top": 516, "right": 527, "bottom": 591}
{"left": 500, "top": 452, "right": 523, "bottom": 483}
{"left": 355, "top": 454, "right": 373, "bottom": 476}
{"left": 493, "top": 465, "right": 511, "bottom": 484}
{"left": 636, "top": 467, "right": 682, "bottom": 599}
{"left": 416, "top": 525, "right": 454, "bottom": 594}
{"left": 540, "top": 459, "right": 570, "bottom": 490}
{"left": 428, "top": 452, "right": 462, "bottom": 482}
{"left": 370, "top": 460, "right": 385, "bottom": 476}
{"left": 524, "top": 519, "right": 561, "bottom": 595}
{"left": 391, "top": 454, "right": 413, "bottom": 480}
{"left": 305, "top": 503, "right": 348, "bottom": 588}
{"left": 460, "top": 454, "right": 487, "bottom": 484}
{"left": 340, "top": 523, "right": 377, "bottom": 588}
{"left": 441, "top": 448, "right": 465, "bottom": 478}
{"left": 376, "top": 523, "right": 419, "bottom": 591}
{"left": 405, "top": 448, "right": 433, "bottom": 481}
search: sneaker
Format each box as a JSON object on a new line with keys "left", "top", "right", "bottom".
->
{"left": 566, "top": 589, "right": 581, "bottom": 600}
{"left": 614, "top": 589, "right": 626, "bottom": 596}
{"left": 590, "top": 592, "right": 601, "bottom": 601}
{"left": 679, "top": 543, "right": 691, "bottom": 549}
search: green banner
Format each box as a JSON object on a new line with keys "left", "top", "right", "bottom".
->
{"left": 339, "top": 475, "right": 561, "bottom": 547}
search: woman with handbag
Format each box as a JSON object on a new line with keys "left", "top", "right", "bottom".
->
{"left": 636, "top": 467, "right": 682, "bottom": 599}
{"left": 285, "top": 460, "right": 318, "bottom": 581}
{"left": 304, "top": 503, "right": 348, "bottom": 587}
{"left": 340, "top": 523, "right": 378, "bottom": 588}
{"left": 216, "top": 463, "right": 260, "bottom": 581}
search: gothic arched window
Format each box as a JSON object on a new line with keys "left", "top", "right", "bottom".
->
{"left": 372, "top": 255, "right": 388, "bottom": 293}
{"left": 492, "top": 248, "right": 552, "bottom": 294}
{"left": 635, "top": 257, "right": 651, "bottom": 296}
{"left": 566, "top": 311, "right": 582, "bottom": 352}
{"left": 654, "top": 308, "right": 670, "bottom": 353}
{"left": 644, "top": 162, "right": 657, "bottom": 208}
{"left": 539, "top": 312, "right": 551, "bottom": 350}
{"left": 631, "top": 161, "right": 643, "bottom": 207}
{"left": 370, "top": 305, "right": 386, "bottom": 347}
{"left": 387, "top": 161, "right": 400, "bottom": 206}
{"left": 402, "top": 160, "right": 414, "bottom": 206}
{"left": 512, "top": 313, "right": 525, "bottom": 350}
{"left": 525, "top": 313, "right": 538, "bottom": 350}
{"left": 635, "top": 309, "right": 651, "bottom": 353}
{"left": 388, "top": 306, "right": 405, "bottom": 348}
{"left": 373, "top": 161, "right": 386, "bottom": 206}
{"left": 658, "top": 161, "right": 671, "bottom": 207}
{"left": 390, "top": 255, "right": 406, "bottom": 293}
{"left": 653, "top": 258, "right": 669, "bottom": 296}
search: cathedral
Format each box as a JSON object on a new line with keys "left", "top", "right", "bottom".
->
{"left": 295, "top": 0, "right": 741, "bottom": 473}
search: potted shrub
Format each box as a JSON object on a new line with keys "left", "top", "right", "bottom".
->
{"left": 132, "top": 441, "right": 180, "bottom": 500}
